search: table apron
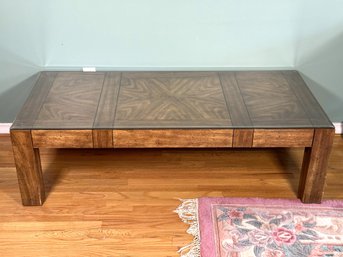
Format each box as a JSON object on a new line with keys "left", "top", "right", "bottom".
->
{"left": 28, "top": 129, "right": 315, "bottom": 148}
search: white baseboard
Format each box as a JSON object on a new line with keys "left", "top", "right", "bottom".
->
{"left": 0, "top": 123, "right": 12, "bottom": 134}
{"left": 1, "top": 122, "right": 342, "bottom": 135}
{"left": 333, "top": 122, "right": 343, "bottom": 134}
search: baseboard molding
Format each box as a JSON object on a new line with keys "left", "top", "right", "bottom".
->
{"left": 0, "top": 123, "right": 12, "bottom": 134}
{"left": 1, "top": 122, "right": 342, "bottom": 135}
{"left": 333, "top": 122, "right": 343, "bottom": 134}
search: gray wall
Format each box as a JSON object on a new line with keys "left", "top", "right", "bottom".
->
{"left": 1, "top": 0, "right": 342, "bottom": 122}
{"left": 295, "top": 0, "right": 343, "bottom": 122}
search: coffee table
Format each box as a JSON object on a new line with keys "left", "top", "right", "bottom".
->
{"left": 10, "top": 71, "right": 334, "bottom": 205}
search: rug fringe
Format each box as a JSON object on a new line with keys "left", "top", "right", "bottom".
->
{"left": 174, "top": 199, "right": 201, "bottom": 257}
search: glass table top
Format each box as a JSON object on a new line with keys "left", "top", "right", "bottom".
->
{"left": 11, "top": 71, "right": 334, "bottom": 130}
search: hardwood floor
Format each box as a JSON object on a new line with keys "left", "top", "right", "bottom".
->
{"left": 0, "top": 134, "right": 342, "bottom": 256}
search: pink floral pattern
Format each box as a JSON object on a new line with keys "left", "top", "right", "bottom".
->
{"left": 212, "top": 203, "right": 343, "bottom": 257}
{"left": 261, "top": 249, "right": 284, "bottom": 257}
{"left": 272, "top": 227, "right": 296, "bottom": 246}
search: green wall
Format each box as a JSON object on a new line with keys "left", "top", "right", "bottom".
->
{"left": 1, "top": 0, "right": 342, "bottom": 122}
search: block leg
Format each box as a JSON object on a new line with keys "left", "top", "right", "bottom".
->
{"left": 298, "top": 128, "right": 334, "bottom": 203}
{"left": 11, "top": 130, "right": 45, "bottom": 206}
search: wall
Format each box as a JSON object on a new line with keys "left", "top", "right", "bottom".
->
{"left": 44, "top": 0, "right": 298, "bottom": 68}
{"left": 0, "top": 0, "right": 45, "bottom": 122}
{"left": 0, "top": 0, "right": 342, "bottom": 122}
{"left": 295, "top": 0, "right": 343, "bottom": 122}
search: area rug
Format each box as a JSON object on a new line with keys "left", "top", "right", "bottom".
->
{"left": 175, "top": 198, "right": 343, "bottom": 257}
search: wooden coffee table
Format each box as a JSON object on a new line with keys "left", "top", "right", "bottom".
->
{"left": 10, "top": 71, "right": 334, "bottom": 205}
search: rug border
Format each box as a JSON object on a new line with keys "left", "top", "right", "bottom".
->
{"left": 198, "top": 197, "right": 343, "bottom": 257}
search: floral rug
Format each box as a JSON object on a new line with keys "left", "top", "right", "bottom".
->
{"left": 175, "top": 198, "right": 343, "bottom": 257}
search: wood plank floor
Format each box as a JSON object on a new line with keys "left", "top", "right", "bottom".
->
{"left": 0, "top": 134, "right": 342, "bottom": 257}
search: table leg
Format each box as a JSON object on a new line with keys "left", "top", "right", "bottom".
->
{"left": 11, "top": 130, "right": 45, "bottom": 206}
{"left": 298, "top": 128, "right": 334, "bottom": 203}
